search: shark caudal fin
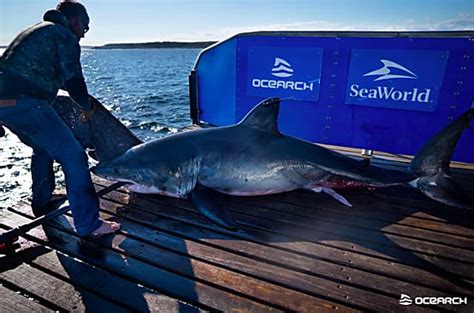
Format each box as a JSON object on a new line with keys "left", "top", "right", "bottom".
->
{"left": 52, "top": 95, "right": 143, "bottom": 162}
{"left": 408, "top": 108, "right": 474, "bottom": 209}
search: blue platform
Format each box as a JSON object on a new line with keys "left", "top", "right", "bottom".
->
{"left": 191, "top": 31, "right": 474, "bottom": 163}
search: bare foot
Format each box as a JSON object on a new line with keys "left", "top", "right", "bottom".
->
{"left": 91, "top": 220, "right": 121, "bottom": 237}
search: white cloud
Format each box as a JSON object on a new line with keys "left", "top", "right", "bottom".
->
{"left": 171, "top": 13, "right": 474, "bottom": 42}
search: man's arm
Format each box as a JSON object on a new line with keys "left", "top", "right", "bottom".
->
{"left": 64, "top": 76, "right": 92, "bottom": 111}
{"left": 57, "top": 29, "right": 93, "bottom": 113}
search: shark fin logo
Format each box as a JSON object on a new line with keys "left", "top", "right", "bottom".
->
{"left": 271, "top": 57, "right": 294, "bottom": 78}
{"left": 364, "top": 59, "right": 417, "bottom": 81}
{"left": 399, "top": 294, "right": 413, "bottom": 306}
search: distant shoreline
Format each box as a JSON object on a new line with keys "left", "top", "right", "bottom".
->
{"left": 1, "top": 41, "right": 217, "bottom": 50}
{"left": 92, "top": 41, "right": 217, "bottom": 49}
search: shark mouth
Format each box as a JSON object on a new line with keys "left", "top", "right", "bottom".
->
{"left": 126, "top": 183, "right": 185, "bottom": 198}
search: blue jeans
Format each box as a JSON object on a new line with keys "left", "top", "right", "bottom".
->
{"left": 0, "top": 98, "right": 102, "bottom": 236}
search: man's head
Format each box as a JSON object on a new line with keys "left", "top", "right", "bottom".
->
{"left": 57, "top": 1, "right": 89, "bottom": 41}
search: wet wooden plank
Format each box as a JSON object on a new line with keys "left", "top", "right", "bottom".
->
{"left": 0, "top": 284, "right": 52, "bottom": 313}
{"left": 99, "top": 186, "right": 474, "bottom": 281}
{"left": 346, "top": 188, "right": 474, "bottom": 218}
{"left": 0, "top": 206, "right": 298, "bottom": 312}
{"left": 95, "top": 195, "right": 474, "bottom": 301}
{"left": 0, "top": 238, "right": 202, "bottom": 313}
{"left": 10, "top": 202, "right": 356, "bottom": 313}
{"left": 265, "top": 191, "right": 474, "bottom": 239}
{"left": 29, "top": 252, "right": 201, "bottom": 313}
{"left": 94, "top": 186, "right": 474, "bottom": 304}
{"left": 225, "top": 197, "right": 474, "bottom": 251}
{"left": 94, "top": 205, "right": 434, "bottom": 311}
{"left": 0, "top": 252, "right": 129, "bottom": 312}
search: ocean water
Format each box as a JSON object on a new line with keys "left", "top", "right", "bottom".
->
{"left": 0, "top": 48, "right": 201, "bottom": 208}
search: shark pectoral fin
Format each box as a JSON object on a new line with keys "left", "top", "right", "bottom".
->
{"left": 309, "top": 187, "right": 353, "bottom": 207}
{"left": 190, "top": 185, "right": 238, "bottom": 230}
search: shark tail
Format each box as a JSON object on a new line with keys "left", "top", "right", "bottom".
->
{"left": 52, "top": 95, "right": 143, "bottom": 162}
{"left": 408, "top": 108, "right": 474, "bottom": 209}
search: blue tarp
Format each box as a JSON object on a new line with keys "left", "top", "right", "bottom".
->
{"left": 193, "top": 31, "right": 474, "bottom": 163}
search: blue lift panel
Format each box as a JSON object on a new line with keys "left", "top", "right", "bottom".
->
{"left": 192, "top": 31, "right": 474, "bottom": 163}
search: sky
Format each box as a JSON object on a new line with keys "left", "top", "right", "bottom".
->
{"left": 0, "top": 0, "right": 473, "bottom": 46}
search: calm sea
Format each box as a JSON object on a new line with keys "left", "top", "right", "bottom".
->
{"left": 0, "top": 48, "right": 201, "bottom": 208}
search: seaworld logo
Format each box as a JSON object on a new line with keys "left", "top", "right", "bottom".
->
{"left": 349, "top": 85, "right": 431, "bottom": 103}
{"left": 252, "top": 56, "right": 313, "bottom": 91}
{"left": 349, "top": 58, "right": 431, "bottom": 103}
{"left": 364, "top": 59, "right": 417, "bottom": 81}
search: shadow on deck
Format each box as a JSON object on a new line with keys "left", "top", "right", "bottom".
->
{"left": 1, "top": 158, "right": 474, "bottom": 312}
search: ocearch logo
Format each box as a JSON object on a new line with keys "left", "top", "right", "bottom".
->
{"left": 399, "top": 294, "right": 468, "bottom": 306}
{"left": 252, "top": 57, "right": 313, "bottom": 91}
{"left": 399, "top": 294, "right": 413, "bottom": 306}
{"left": 271, "top": 57, "right": 294, "bottom": 78}
{"left": 349, "top": 58, "right": 431, "bottom": 103}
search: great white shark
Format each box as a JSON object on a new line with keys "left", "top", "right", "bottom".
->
{"left": 90, "top": 97, "right": 474, "bottom": 229}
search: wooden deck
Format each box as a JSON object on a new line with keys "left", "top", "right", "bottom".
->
{"left": 1, "top": 157, "right": 473, "bottom": 312}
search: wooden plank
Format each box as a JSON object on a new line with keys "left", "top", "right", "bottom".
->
{"left": 226, "top": 198, "right": 474, "bottom": 250}
{"left": 95, "top": 189, "right": 474, "bottom": 297}
{"left": 264, "top": 191, "right": 474, "bottom": 239}
{"left": 94, "top": 206, "right": 439, "bottom": 312}
{"left": 295, "top": 184, "right": 474, "bottom": 214}
{"left": 29, "top": 253, "right": 201, "bottom": 313}
{"left": 346, "top": 188, "right": 474, "bottom": 218}
{"left": 0, "top": 255, "right": 129, "bottom": 312}
{"left": 95, "top": 196, "right": 474, "bottom": 301}
{"left": 0, "top": 207, "right": 293, "bottom": 312}
{"left": 233, "top": 210, "right": 474, "bottom": 277}
{"left": 100, "top": 188, "right": 474, "bottom": 281}
{"left": 0, "top": 285, "right": 52, "bottom": 313}
{"left": 2, "top": 242, "right": 202, "bottom": 313}
{"left": 10, "top": 203, "right": 358, "bottom": 313}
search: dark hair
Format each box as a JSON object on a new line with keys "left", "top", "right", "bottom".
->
{"left": 56, "top": 1, "right": 89, "bottom": 23}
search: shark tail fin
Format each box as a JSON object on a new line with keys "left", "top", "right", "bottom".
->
{"left": 408, "top": 108, "right": 474, "bottom": 209}
{"left": 52, "top": 95, "right": 143, "bottom": 162}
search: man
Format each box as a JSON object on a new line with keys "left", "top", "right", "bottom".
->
{"left": 0, "top": 1, "right": 120, "bottom": 237}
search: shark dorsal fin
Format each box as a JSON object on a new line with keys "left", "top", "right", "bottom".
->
{"left": 238, "top": 98, "right": 281, "bottom": 135}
